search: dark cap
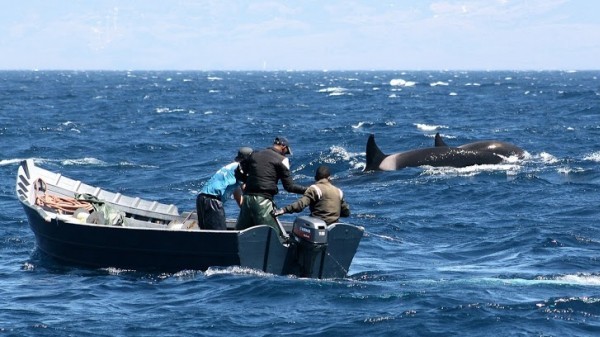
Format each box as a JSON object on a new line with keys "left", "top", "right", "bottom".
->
{"left": 274, "top": 136, "right": 292, "bottom": 155}
{"left": 235, "top": 147, "right": 253, "bottom": 161}
{"left": 315, "top": 165, "right": 331, "bottom": 181}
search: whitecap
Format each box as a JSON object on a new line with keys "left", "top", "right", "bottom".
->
{"left": 449, "top": 92, "right": 458, "bottom": 96}
{"left": 329, "top": 145, "right": 363, "bottom": 163}
{"left": 390, "top": 79, "right": 406, "bottom": 86}
{"left": 430, "top": 81, "right": 449, "bottom": 86}
{"left": 318, "top": 87, "right": 347, "bottom": 96}
{"left": 62, "top": 157, "right": 107, "bottom": 166}
{"left": 556, "top": 273, "right": 600, "bottom": 286}
{"left": 539, "top": 152, "right": 558, "bottom": 164}
{"left": 583, "top": 151, "right": 600, "bottom": 162}
{"left": 204, "top": 265, "right": 274, "bottom": 278}
{"left": 414, "top": 123, "right": 448, "bottom": 132}
{"left": 422, "top": 163, "right": 522, "bottom": 177}
{"left": 102, "top": 267, "right": 136, "bottom": 275}
{"left": 328, "top": 91, "right": 351, "bottom": 96}
{"left": 390, "top": 79, "right": 416, "bottom": 87}
{"left": 558, "top": 167, "right": 585, "bottom": 175}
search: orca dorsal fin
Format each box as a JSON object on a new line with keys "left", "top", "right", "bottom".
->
{"left": 364, "top": 134, "right": 387, "bottom": 171}
{"left": 434, "top": 133, "right": 448, "bottom": 147}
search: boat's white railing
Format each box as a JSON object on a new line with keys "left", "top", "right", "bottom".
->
{"left": 17, "top": 159, "right": 180, "bottom": 220}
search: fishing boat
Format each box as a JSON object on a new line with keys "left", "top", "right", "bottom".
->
{"left": 15, "top": 159, "right": 364, "bottom": 279}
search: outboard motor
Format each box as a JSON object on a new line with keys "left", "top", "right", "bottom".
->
{"left": 290, "top": 216, "right": 328, "bottom": 277}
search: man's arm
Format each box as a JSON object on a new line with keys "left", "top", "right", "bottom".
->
{"left": 282, "top": 186, "right": 318, "bottom": 213}
{"left": 278, "top": 158, "right": 307, "bottom": 194}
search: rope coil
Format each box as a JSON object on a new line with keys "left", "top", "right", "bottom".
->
{"left": 34, "top": 179, "right": 94, "bottom": 214}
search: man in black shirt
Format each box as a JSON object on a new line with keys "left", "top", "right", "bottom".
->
{"left": 235, "top": 136, "right": 307, "bottom": 234}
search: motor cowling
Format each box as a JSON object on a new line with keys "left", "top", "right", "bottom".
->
{"left": 290, "top": 216, "right": 328, "bottom": 277}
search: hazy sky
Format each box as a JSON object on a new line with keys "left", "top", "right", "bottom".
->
{"left": 1, "top": 0, "right": 599, "bottom": 71}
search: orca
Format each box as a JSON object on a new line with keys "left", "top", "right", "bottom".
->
{"left": 364, "top": 134, "right": 504, "bottom": 171}
{"left": 434, "top": 133, "right": 526, "bottom": 158}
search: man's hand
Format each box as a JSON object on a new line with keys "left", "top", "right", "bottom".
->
{"left": 271, "top": 208, "right": 286, "bottom": 217}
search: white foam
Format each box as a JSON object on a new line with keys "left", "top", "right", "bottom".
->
{"left": 583, "top": 151, "right": 600, "bottom": 162}
{"left": 558, "top": 166, "right": 586, "bottom": 175}
{"left": 422, "top": 163, "right": 522, "bottom": 177}
{"left": 318, "top": 86, "right": 346, "bottom": 93}
{"left": 389, "top": 79, "right": 416, "bottom": 87}
{"left": 204, "top": 265, "right": 274, "bottom": 278}
{"left": 556, "top": 274, "right": 600, "bottom": 286}
{"left": 61, "top": 157, "right": 107, "bottom": 166}
{"left": 351, "top": 121, "right": 365, "bottom": 129}
{"left": 487, "top": 274, "right": 600, "bottom": 287}
{"left": 430, "top": 81, "right": 449, "bottom": 86}
{"left": 539, "top": 152, "right": 559, "bottom": 164}
{"left": 429, "top": 273, "right": 600, "bottom": 287}
{"left": 414, "top": 123, "right": 448, "bottom": 132}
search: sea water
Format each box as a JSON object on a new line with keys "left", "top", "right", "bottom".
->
{"left": 1, "top": 70, "right": 600, "bottom": 336}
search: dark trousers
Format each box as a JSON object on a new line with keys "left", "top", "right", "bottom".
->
{"left": 196, "top": 194, "right": 226, "bottom": 230}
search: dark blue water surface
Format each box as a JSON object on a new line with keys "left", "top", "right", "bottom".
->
{"left": 1, "top": 70, "right": 600, "bottom": 336}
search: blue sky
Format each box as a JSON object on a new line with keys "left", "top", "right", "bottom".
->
{"left": 1, "top": 0, "right": 599, "bottom": 70}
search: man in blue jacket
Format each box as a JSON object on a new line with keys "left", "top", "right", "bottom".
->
{"left": 235, "top": 136, "right": 307, "bottom": 234}
{"left": 197, "top": 147, "right": 253, "bottom": 230}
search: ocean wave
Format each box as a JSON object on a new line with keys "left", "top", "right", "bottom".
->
{"left": 61, "top": 158, "right": 108, "bottom": 166}
{"left": 414, "top": 123, "right": 448, "bottom": 131}
{"left": 330, "top": 145, "right": 365, "bottom": 171}
{"left": 389, "top": 79, "right": 416, "bottom": 87}
{"left": 583, "top": 151, "right": 600, "bottom": 162}
{"left": 317, "top": 87, "right": 352, "bottom": 96}
{"left": 204, "top": 266, "right": 275, "bottom": 278}
{"left": 416, "top": 274, "right": 600, "bottom": 287}
{"left": 155, "top": 107, "right": 190, "bottom": 113}
{"left": 352, "top": 121, "right": 374, "bottom": 129}
{"left": 554, "top": 274, "right": 600, "bottom": 286}
{"left": 557, "top": 166, "right": 586, "bottom": 175}
{"left": 538, "top": 152, "right": 559, "bottom": 164}
{"left": 422, "top": 163, "right": 522, "bottom": 177}
{"left": 3, "top": 157, "right": 107, "bottom": 167}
